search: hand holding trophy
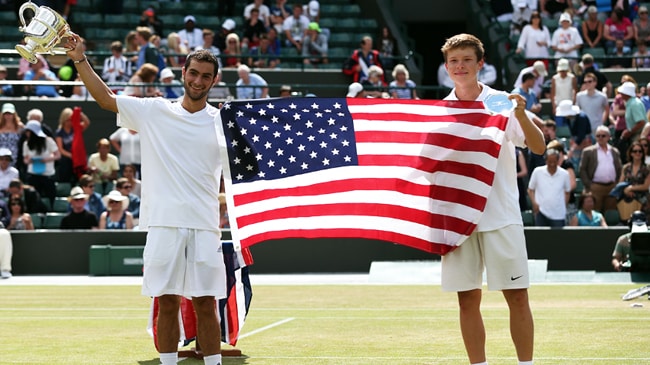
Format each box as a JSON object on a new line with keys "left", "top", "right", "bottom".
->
{"left": 15, "top": 0, "right": 75, "bottom": 64}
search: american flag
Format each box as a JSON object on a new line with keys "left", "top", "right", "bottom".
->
{"left": 218, "top": 98, "right": 508, "bottom": 255}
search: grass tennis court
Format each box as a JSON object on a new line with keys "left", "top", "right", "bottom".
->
{"left": 1, "top": 283, "right": 649, "bottom": 364}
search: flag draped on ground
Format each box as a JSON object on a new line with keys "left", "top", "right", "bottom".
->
{"left": 70, "top": 106, "right": 87, "bottom": 178}
{"left": 148, "top": 242, "right": 253, "bottom": 348}
{"left": 217, "top": 98, "right": 509, "bottom": 255}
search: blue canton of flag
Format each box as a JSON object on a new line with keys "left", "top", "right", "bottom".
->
{"left": 220, "top": 98, "right": 359, "bottom": 183}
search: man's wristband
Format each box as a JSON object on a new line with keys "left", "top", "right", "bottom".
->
{"left": 73, "top": 55, "right": 87, "bottom": 64}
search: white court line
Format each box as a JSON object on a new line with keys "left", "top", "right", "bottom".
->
{"left": 238, "top": 317, "right": 295, "bottom": 340}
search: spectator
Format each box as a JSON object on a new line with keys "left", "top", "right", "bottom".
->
{"left": 619, "top": 81, "right": 647, "bottom": 145}
{"left": 361, "top": 65, "right": 387, "bottom": 98}
{"left": 122, "top": 164, "right": 141, "bottom": 197}
{"left": 195, "top": 29, "right": 223, "bottom": 69}
{"left": 6, "top": 179, "right": 47, "bottom": 214}
{"left": 270, "top": 0, "right": 292, "bottom": 34}
{"left": 551, "top": 12, "right": 584, "bottom": 62}
{"left": 55, "top": 107, "right": 91, "bottom": 184}
{"left": 302, "top": 22, "right": 328, "bottom": 66}
{"left": 346, "top": 82, "right": 365, "bottom": 98}
{"left": 16, "top": 41, "right": 49, "bottom": 80}
{"left": 266, "top": 27, "right": 282, "bottom": 56}
{"left": 236, "top": 64, "right": 268, "bottom": 99}
{"left": 279, "top": 84, "right": 292, "bottom": 97}
{"left": 305, "top": 0, "right": 320, "bottom": 22}
{"left": 582, "top": 6, "right": 604, "bottom": 49}
{"left": 641, "top": 81, "right": 650, "bottom": 111}
{"left": 528, "top": 148, "right": 572, "bottom": 227}
{"left": 99, "top": 190, "right": 134, "bottom": 230}
{"left": 615, "top": 141, "right": 650, "bottom": 218}
{"left": 88, "top": 138, "right": 119, "bottom": 194}
{"left": 115, "top": 177, "right": 140, "bottom": 219}
{"left": 511, "top": 1, "right": 533, "bottom": 36}
{"left": 515, "top": 10, "right": 552, "bottom": 64}
{"left": 578, "top": 53, "right": 613, "bottom": 96}
{"left": 513, "top": 60, "right": 547, "bottom": 99}
{"left": 579, "top": 125, "right": 622, "bottom": 213}
{"left": 0, "top": 148, "right": 18, "bottom": 193}
{"left": 223, "top": 33, "right": 242, "bottom": 68}
{"left": 556, "top": 100, "right": 592, "bottom": 168}
{"left": 547, "top": 139, "right": 578, "bottom": 221}
{"left": 244, "top": 0, "right": 271, "bottom": 27}
{"left": 528, "top": 118, "right": 559, "bottom": 174}
{"left": 164, "top": 32, "right": 189, "bottom": 68}
{"left": 610, "top": 75, "right": 636, "bottom": 158}
{"left": 389, "top": 64, "right": 418, "bottom": 100}
{"left": 605, "top": 38, "right": 632, "bottom": 68}
{"left": 23, "top": 55, "right": 60, "bottom": 98}
{"left": 634, "top": 6, "right": 650, "bottom": 46}
{"left": 60, "top": 186, "right": 98, "bottom": 229}
{"left": 550, "top": 58, "right": 577, "bottom": 126}
{"left": 22, "top": 120, "right": 60, "bottom": 209}
{"left": 576, "top": 71, "right": 609, "bottom": 137}
{"left": 177, "top": 15, "right": 203, "bottom": 51}
{"left": 159, "top": 68, "right": 184, "bottom": 99}
{"left": 124, "top": 30, "right": 140, "bottom": 65}
{"left": 603, "top": 7, "right": 634, "bottom": 53}
{"left": 343, "top": 36, "right": 384, "bottom": 83}
{"left": 102, "top": 41, "right": 133, "bottom": 93}
{"left": 478, "top": 55, "right": 498, "bottom": 86}
{"left": 540, "top": 0, "right": 569, "bottom": 19}
{"left": 124, "top": 63, "right": 162, "bottom": 97}
{"left": 243, "top": 8, "right": 268, "bottom": 51}
{"left": 283, "top": 3, "right": 310, "bottom": 51}
{"left": 378, "top": 26, "right": 396, "bottom": 70}
{"left": 138, "top": 7, "right": 164, "bottom": 37}
{"left": 632, "top": 40, "right": 650, "bottom": 68}
{"left": 0, "top": 65, "right": 14, "bottom": 97}
{"left": 0, "top": 103, "right": 23, "bottom": 165}
{"left": 249, "top": 34, "right": 280, "bottom": 68}
{"left": 6, "top": 197, "right": 34, "bottom": 231}
{"left": 512, "top": 72, "right": 542, "bottom": 114}
{"left": 214, "top": 18, "right": 236, "bottom": 53}
{"left": 134, "top": 26, "right": 164, "bottom": 73}
{"left": 77, "top": 174, "right": 105, "bottom": 219}
{"left": 109, "top": 126, "right": 141, "bottom": 176}
{"left": 0, "top": 224, "right": 12, "bottom": 278}
{"left": 570, "top": 192, "right": 608, "bottom": 226}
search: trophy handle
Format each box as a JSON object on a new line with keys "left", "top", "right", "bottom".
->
{"left": 18, "top": 1, "right": 39, "bottom": 32}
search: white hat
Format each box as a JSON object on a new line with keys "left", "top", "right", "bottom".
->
{"left": 0, "top": 147, "right": 12, "bottom": 160}
{"left": 556, "top": 58, "right": 570, "bottom": 71}
{"left": 102, "top": 190, "right": 129, "bottom": 211}
{"left": 559, "top": 12, "right": 572, "bottom": 24}
{"left": 160, "top": 68, "right": 174, "bottom": 80}
{"left": 25, "top": 120, "right": 46, "bottom": 137}
{"left": 517, "top": 0, "right": 527, "bottom": 7}
{"left": 69, "top": 186, "right": 89, "bottom": 201}
{"left": 618, "top": 81, "right": 637, "bottom": 97}
{"left": 308, "top": 0, "right": 320, "bottom": 17}
{"left": 184, "top": 15, "right": 196, "bottom": 23}
{"left": 555, "top": 99, "right": 580, "bottom": 117}
{"left": 346, "top": 82, "right": 363, "bottom": 97}
{"left": 533, "top": 60, "right": 547, "bottom": 76}
{"left": 587, "top": 5, "right": 598, "bottom": 13}
{"left": 222, "top": 18, "right": 235, "bottom": 31}
{"left": 1, "top": 103, "right": 15, "bottom": 114}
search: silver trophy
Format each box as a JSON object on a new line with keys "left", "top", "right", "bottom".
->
{"left": 15, "top": 1, "right": 73, "bottom": 64}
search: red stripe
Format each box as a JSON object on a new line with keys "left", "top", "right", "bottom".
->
{"left": 351, "top": 112, "right": 508, "bottom": 129}
{"left": 236, "top": 202, "right": 476, "bottom": 234}
{"left": 355, "top": 130, "right": 501, "bottom": 157}
{"left": 345, "top": 97, "right": 486, "bottom": 110}
{"left": 240, "top": 228, "right": 459, "bottom": 254}
{"left": 234, "top": 178, "right": 487, "bottom": 211}
{"left": 225, "top": 285, "right": 240, "bottom": 345}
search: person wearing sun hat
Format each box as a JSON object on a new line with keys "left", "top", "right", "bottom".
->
{"left": 302, "top": 21, "right": 328, "bottom": 66}
{"left": 555, "top": 99, "right": 592, "bottom": 168}
{"left": 618, "top": 81, "right": 648, "bottom": 144}
{"left": 550, "top": 58, "right": 577, "bottom": 128}
{"left": 514, "top": 60, "right": 548, "bottom": 99}
{"left": 99, "top": 190, "right": 134, "bottom": 230}
{"left": 178, "top": 15, "right": 203, "bottom": 51}
{"left": 551, "top": 12, "right": 583, "bottom": 60}
{"left": 0, "top": 148, "right": 18, "bottom": 193}
{"left": 60, "top": 186, "right": 98, "bottom": 229}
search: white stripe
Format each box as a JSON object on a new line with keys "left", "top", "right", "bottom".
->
{"left": 353, "top": 118, "right": 504, "bottom": 140}
{"left": 357, "top": 142, "right": 498, "bottom": 167}
{"left": 236, "top": 215, "right": 469, "bottom": 245}
{"left": 230, "top": 166, "right": 489, "bottom": 195}
{"left": 348, "top": 102, "right": 490, "bottom": 116}
{"left": 238, "top": 317, "right": 295, "bottom": 339}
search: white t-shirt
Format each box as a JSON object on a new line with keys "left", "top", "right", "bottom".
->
{"left": 551, "top": 26, "right": 583, "bottom": 59}
{"left": 23, "top": 137, "right": 59, "bottom": 176}
{"left": 445, "top": 83, "right": 527, "bottom": 231}
{"left": 109, "top": 127, "right": 141, "bottom": 165}
{"left": 116, "top": 96, "right": 222, "bottom": 231}
{"left": 244, "top": 3, "right": 270, "bottom": 20}
{"left": 528, "top": 165, "right": 571, "bottom": 220}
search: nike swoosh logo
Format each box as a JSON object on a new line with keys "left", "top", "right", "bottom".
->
{"left": 511, "top": 275, "right": 523, "bottom": 281}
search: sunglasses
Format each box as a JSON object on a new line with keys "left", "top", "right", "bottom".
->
{"left": 10, "top": 202, "right": 21, "bottom": 206}
{"left": 631, "top": 150, "right": 644, "bottom": 153}
{"left": 583, "top": 79, "right": 595, "bottom": 84}
{"left": 109, "top": 200, "right": 121, "bottom": 204}
{"left": 596, "top": 134, "right": 608, "bottom": 138}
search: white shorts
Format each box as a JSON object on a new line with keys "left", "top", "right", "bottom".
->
{"left": 141, "top": 227, "right": 227, "bottom": 299}
{"left": 441, "top": 224, "right": 529, "bottom": 292}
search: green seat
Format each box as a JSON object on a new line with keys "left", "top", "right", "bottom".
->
{"left": 604, "top": 210, "right": 621, "bottom": 226}
{"left": 329, "top": 33, "right": 355, "bottom": 47}
{"left": 343, "top": 4, "right": 361, "bottom": 15}
{"left": 556, "top": 125, "right": 571, "bottom": 139}
{"left": 43, "top": 212, "right": 66, "bottom": 229}
{"left": 575, "top": 178, "right": 584, "bottom": 195}
{"left": 521, "top": 210, "right": 535, "bottom": 226}
{"left": 75, "top": 12, "right": 104, "bottom": 27}
{"left": 30, "top": 213, "right": 44, "bottom": 229}
{"left": 52, "top": 197, "right": 70, "bottom": 213}
{"left": 319, "top": 18, "right": 336, "bottom": 28}
{"left": 56, "top": 182, "right": 72, "bottom": 197}
{"left": 0, "top": 11, "right": 17, "bottom": 23}
{"left": 336, "top": 18, "right": 358, "bottom": 31}
{"left": 159, "top": 1, "right": 185, "bottom": 14}
{"left": 104, "top": 14, "right": 129, "bottom": 27}
{"left": 320, "top": 4, "right": 342, "bottom": 16}
{"left": 358, "top": 19, "right": 378, "bottom": 31}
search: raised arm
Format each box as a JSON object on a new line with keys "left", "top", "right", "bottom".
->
{"left": 510, "top": 94, "right": 546, "bottom": 154}
{"left": 65, "top": 33, "right": 118, "bottom": 113}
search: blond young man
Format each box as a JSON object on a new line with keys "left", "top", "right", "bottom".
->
{"left": 440, "top": 33, "right": 545, "bottom": 365}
